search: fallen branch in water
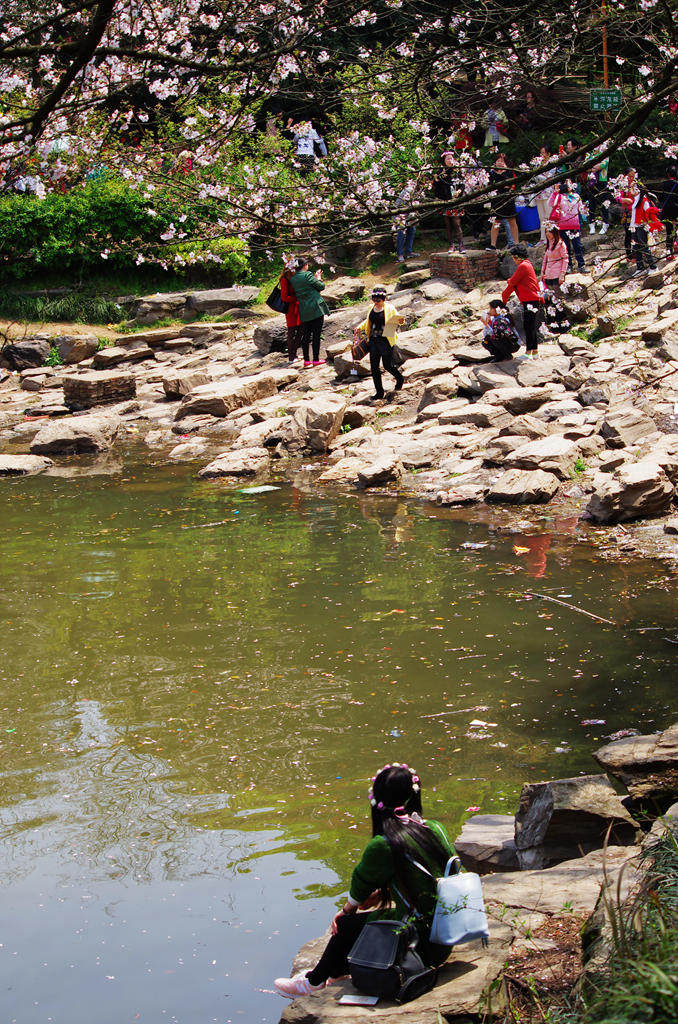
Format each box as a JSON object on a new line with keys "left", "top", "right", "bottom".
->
{"left": 527, "top": 591, "right": 616, "bottom": 626}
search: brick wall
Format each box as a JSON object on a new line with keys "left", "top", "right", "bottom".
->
{"left": 430, "top": 249, "right": 499, "bottom": 289}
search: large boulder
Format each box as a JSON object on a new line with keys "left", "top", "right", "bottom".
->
{"left": 53, "top": 335, "right": 99, "bottom": 365}
{"left": 586, "top": 461, "right": 674, "bottom": 523}
{"left": 199, "top": 447, "right": 270, "bottom": 477}
{"left": 600, "top": 407, "right": 656, "bottom": 449}
{"left": 401, "top": 355, "right": 457, "bottom": 383}
{"left": 514, "top": 775, "right": 640, "bottom": 869}
{"left": 175, "top": 374, "right": 278, "bottom": 419}
{"left": 284, "top": 395, "right": 348, "bottom": 452}
{"left": 333, "top": 349, "right": 371, "bottom": 379}
{"left": 505, "top": 436, "right": 579, "bottom": 479}
{"left": 162, "top": 370, "right": 211, "bottom": 399}
{"left": 0, "top": 338, "right": 50, "bottom": 370}
{"left": 393, "top": 326, "right": 439, "bottom": 363}
{"left": 198, "top": 447, "right": 270, "bottom": 477}
{"left": 356, "top": 454, "right": 403, "bottom": 488}
{"left": 454, "top": 814, "right": 519, "bottom": 874}
{"left": 0, "top": 454, "right": 54, "bottom": 477}
{"left": 63, "top": 370, "right": 136, "bottom": 410}
{"left": 185, "top": 287, "right": 259, "bottom": 315}
{"left": 252, "top": 321, "right": 289, "bottom": 355}
{"left": 320, "top": 277, "right": 366, "bottom": 308}
{"left": 129, "top": 291, "right": 188, "bottom": 324}
{"left": 418, "top": 372, "right": 465, "bottom": 410}
{"left": 29, "top": 413, "right": 120, "bottom": 456}
{"left": 439, "top": 402, "right": 511, "bottom": 429}
{"left": 486, "top": 468, "right": 560, "bottom": 504}
{"left": 484, "top": 384, "right": 561, "bottom": 415}
{"left": 93, "top": 344, "right": 153, "bottom": 369}
{"left": 594, "top": 722, "right": 678, "bottom": 805}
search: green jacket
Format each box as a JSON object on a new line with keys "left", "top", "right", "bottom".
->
{"left": 347, "top": 819, "right": 455, "bottom": 965}
{"left": 290, "top": 270, "right": 330, "bottom": 322}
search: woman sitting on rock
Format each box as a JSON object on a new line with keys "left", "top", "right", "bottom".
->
{"left": 481, "top": 299, "right": 521, "bottom": 362}
{"left": 274, "top": 763, "right": 455, "bottom": 998}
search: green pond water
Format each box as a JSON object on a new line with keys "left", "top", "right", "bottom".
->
{"left": 1, "top": 458, "right": 677, "bottom": 1023}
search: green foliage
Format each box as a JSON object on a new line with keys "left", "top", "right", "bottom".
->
{"left": 0, "top": 179, "right": 249, "bottom": 284}
{"left": 45, "top": 345, "right": 63, "bottom": 366}
{"left": 0, "top": 179, "right": 173, "bottom": 278}
{"left": 0, "top": 291, "right": 125, "bottom": 324}
{"left": 578, "top": 831, "right": 678, "bottom": 1024}
{"left": 163, "top": 237, "right": 250, "bottom": 282}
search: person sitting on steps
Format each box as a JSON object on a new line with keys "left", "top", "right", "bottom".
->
{"left": 274, "top": 763, "right": 456, "bottom": 999}
{"left": 353, "top": 286, "right": 405, "bottom": 402}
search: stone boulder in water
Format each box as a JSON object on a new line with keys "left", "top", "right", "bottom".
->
{"left": 514, "top": 775, "right": 640, "bottom": 870}
{"left": 594, "top": 722, "right": 678, "bottom": 804}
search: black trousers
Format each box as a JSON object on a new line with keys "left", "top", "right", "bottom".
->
{"left": 370, "top": 336, "right": 403, "bottom": 397}
{"left": 306, "top": 913, "right": 370, "bottom": 986}
{"left": 633, "top": 226, "right": 656, "bottom": 271}
{"left": 301, "top": 316, "right": 324, "bottom": 361}
{"left": 665, "top": 220, "right": 676, "bottom": 254}
{"left": 287, "top": 323, "right": 302, "bottom": 361}
{"left": 522, "top": 301, "right": 541, "bottom": 352}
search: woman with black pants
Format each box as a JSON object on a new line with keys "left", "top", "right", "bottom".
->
{"left": 290, "top": 257, "right": 330, "bottom": 366}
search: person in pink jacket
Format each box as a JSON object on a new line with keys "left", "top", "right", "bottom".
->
{"left": 540, "top": 225, "right": 569, "bottom": 287}
{"left": 549, "top": 182, "right": 587, "bottom": 272}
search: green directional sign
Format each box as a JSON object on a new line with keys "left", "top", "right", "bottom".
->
{"left": 590, "top": 88, "right": 622, "bottom": 111}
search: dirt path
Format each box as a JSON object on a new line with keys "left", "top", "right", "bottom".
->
{"left": 0, "top": 320, "right": 119, "bottom": 341}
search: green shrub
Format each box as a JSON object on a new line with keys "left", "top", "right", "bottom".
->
{"left": 163, "top": 237, "right": 250, "bottom": 282}
{"left": 0, "top": 291, "right": 125, "bottom": 324}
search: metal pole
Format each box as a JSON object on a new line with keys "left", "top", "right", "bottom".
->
{"left": 602, "top": 0, "right": 609, "bottom": 87}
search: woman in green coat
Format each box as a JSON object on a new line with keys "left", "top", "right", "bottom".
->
{"left": 275, "top": 763, "right": 455, "bottom": 998}
{"left": 290, "top": 257, "right": 330, "bottom": 366}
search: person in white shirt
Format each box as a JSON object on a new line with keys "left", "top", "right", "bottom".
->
{"left": 287, "top": 118, "right": 327, "bottom": 172}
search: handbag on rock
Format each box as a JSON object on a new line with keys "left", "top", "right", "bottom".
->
{"left": 347, "top": 919, "right": 437, "bottom": 1004}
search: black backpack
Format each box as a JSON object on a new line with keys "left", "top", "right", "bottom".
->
{"left": 347, "top": 919, "right": 437, "bottom": 1004}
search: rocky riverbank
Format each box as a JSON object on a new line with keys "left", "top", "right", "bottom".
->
{"left": 2, "top": 250, "right": 678, "bottom": 552}
{"left": 279, "top": 721, "right": 678, "bottom": 1024}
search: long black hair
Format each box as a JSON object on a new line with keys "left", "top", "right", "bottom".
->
{"left": 369, "top": 765, "right": 449, "bottom": 905}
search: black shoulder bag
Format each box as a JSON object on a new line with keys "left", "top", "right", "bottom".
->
{"left": 266, "top": 283, "right": 289, "bottom": 314}
{"left": 347, "top": 918, "right": 437, "bottom": 1004}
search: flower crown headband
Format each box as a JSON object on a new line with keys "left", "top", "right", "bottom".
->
{"left": 368, "top": 762, "right": 420, "bottom": 809}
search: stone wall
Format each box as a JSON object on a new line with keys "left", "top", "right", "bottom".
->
{"left": 430, "top": 249, "right": 499, "bottom": 289}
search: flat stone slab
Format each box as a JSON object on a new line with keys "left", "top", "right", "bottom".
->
{"left": 278, "top": 847, "right": 640, "bottom": 1024}
{"left": 0, "top": 454, "right": 54, "bottom": 477}
{"left": 454, "top": 814, "right": 519, "bottom": 873}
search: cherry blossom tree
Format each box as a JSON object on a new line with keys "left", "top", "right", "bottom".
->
{"left": 1, "top": 0, "right": 676, "bottom": 263}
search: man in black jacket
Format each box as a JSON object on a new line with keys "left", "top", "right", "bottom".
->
{"left": 658, "top": 166, "right": 678, "bottom": 257}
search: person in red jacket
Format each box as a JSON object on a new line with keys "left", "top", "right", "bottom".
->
{"left": 502, "top": 244, "right": 544, "bottom": 358}
{"left": 280, "top": 258, "right": 302, "bottom": 362}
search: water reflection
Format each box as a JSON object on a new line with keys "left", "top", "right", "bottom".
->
{"left": 0, "top": 462, "right": 676, "bottom": 1022}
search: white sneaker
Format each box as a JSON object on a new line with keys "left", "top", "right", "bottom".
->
{"left": 589, "top": 224, "right": 596, "bottom": 235}
{"left": 600, "top": 223, "right": 609, "bottom": 235}
{"left": 274, "top": 972, "right": 325, "bottom": 998}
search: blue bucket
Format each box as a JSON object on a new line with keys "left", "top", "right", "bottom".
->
{"left": 517, "top": 205, "right": 540, "bottom": 232}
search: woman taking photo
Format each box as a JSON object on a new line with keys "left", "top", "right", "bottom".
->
{"left": 290, "top": 257, "right": 330, "bottom": 366}
{"left": 274, "top": 763, "right": 455, "bottom": 998}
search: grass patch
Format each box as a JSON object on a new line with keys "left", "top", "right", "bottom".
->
{"left": 580, "top": 830, "right": 678, "bottom": 1023}
{"left": 0, "top": 291, "right": 126, "bottom": 325}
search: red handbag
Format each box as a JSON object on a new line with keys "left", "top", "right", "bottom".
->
{"left": 550, "top": 194, "right": 562, "bottom": 222}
